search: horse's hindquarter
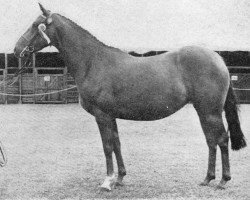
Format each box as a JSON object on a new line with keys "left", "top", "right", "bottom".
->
{"left": 95, "top": 52, "right": 189, "bottom": 120}
{"left": 178, "top": 46, "right": 230, "bottom": 111}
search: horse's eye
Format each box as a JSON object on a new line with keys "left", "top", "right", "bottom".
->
{"left": 32, "top": 22, "right": 38, "bottom": 27}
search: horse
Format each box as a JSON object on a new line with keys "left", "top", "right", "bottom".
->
{"left": 14, "top": 3, "right": 246, "bottom": 191}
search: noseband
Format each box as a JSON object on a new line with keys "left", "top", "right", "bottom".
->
{"left": 20, "top": 14, "right": 52, "bottom": 57}
{"left": 20, "top": 37, "right": 35, "bottom": 57}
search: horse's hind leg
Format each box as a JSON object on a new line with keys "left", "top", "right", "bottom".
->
{"left": 217, "top": 126, "right": 231, "bottom": 189}
{"left": 196, "top": 110, "right": 231, "bottom": 188}
{"left": 198, "top": 114, "right": 219, "bottom": 185}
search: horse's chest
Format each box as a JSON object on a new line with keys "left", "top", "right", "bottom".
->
{"left": 78, "top": 82, "right": 114, "bottom": 115}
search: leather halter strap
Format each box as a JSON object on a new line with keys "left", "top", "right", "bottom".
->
{"left": 38, "top": 23, "right": 51, "bottom": 44}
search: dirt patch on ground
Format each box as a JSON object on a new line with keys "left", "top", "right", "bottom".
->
{"left": 0, "top": 104, "right": 249, "bottom": 199}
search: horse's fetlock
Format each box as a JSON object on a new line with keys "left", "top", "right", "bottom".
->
{"left": 207, "top": 174, "right": 216, "bottom": 181}
{"left": 119, "top": 169, "right": 126, "bottom": 177}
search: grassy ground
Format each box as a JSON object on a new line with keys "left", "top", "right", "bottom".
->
{"left": 0, "top": 104, "right": 249, "bottom": 200}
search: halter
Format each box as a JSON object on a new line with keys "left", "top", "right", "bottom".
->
{"left": 20, "top": 14, "right": 52, "bottom": 57}
{"left": 38, "top": 23, "right": 51, "bottom": 44}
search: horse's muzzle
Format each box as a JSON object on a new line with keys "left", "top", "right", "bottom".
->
{"left": 14, "top": 46, "right": 24, "bottom": 58}
{"left": 14, "top": 35, "right": 33, "bottom": 58}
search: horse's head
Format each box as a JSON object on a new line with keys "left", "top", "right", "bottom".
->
{"left": 14, "top": 3, "right": 55, "bottom": 58}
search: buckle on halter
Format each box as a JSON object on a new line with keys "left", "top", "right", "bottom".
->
{"left": 28, "top": 46, "right": 34, "bottom": 52}
{"left": 20, "top": 46, "right": 34, "bottom": 57}
{"left": 20, "top": 46, "right": 29, "bottom": 57}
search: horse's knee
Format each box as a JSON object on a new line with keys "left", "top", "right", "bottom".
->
{"left": 103, "top": 143, "right": 113, "bottom": 156}
{"left": 203, "top": 129, "right": 217, "bottom": 150}
{"left": 218, "top": 134, "right": 229, "bottom": 148}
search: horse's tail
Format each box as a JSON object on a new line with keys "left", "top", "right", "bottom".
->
{"left": 224, "top": 82, "right": 247, "bottom": 150}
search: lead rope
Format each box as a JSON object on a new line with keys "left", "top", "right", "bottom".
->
{"left": 0, "top": 85, "right": 77, "bottom": 97}
{"left": 0, "top": 56, "right": 32, "bottom": 87}
{"left": 0, "top": 141, "right": 7, "bottom": 167}
{"left": 0, "top": 57, "right": 33, "bottom": 167}
{"left": 0, "top": 55, "right": 70, "bottom": 168}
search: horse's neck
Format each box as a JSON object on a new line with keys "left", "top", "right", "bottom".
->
{"left": 53, "top": 17, "right": 106, "bottom": 78}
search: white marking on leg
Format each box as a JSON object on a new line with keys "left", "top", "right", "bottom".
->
{"left": 100, "top": 174, "right": 116, "bottom": 191}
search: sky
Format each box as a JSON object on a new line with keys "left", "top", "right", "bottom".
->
{"left": 1, "top": 0, "right": 250, "bottom": 53}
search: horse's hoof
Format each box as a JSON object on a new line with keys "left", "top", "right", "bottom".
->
{"left": 199, "top": 182, "right": 209, "bottom": 186}
{"left": 199, "top": 179, "right": 210, "bottom": 186}
{"left": 100, "top": 185, "right": 112, "bottom": 192}
{"left": 216, "top": 184, "right": 226, "bottom": 190}
{"left": 100, "top": 174, "right": 116, "bottom": 191}
{"left": 115, "top": 180, "right": 124, "bottom": 187}
{"left": 199, "top": 176, "right": 215, "bottom": 186}
{"left": 216, "top": 179, "right": 227, "bottom": 190}
{"left": 115, "top": 176, "right": 125, "bottom": 187}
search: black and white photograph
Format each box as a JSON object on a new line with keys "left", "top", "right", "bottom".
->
{"left": 0, "top": 0, "right": 249, "bottom": 199}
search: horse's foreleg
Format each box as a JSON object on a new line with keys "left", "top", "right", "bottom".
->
{"left": 112, "top": 120, "right": 126, "bottom": 186}
{"left": 96, "top": 115, "right": 126, "bottom": 190}
{"left": 96, "top": 116, "right": 116, "bottom": 191}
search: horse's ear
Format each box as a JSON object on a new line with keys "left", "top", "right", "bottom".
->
{"left": 38, "top": 3, "right": 50, "bottom": 17}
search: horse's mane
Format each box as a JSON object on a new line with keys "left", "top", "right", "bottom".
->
{"left": 57, "top": 14, "right": 123, "bottom": 53}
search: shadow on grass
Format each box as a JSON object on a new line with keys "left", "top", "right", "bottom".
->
{"left": 35, "top": 175, "right": 177, "bottom": 199}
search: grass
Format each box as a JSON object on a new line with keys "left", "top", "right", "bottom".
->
{"left": 0, "top": 104, "right": 249, "bottom": 199}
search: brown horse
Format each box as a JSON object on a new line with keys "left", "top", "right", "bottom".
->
{"left": 14, "top": 4, "right": 246, "bottom": 190}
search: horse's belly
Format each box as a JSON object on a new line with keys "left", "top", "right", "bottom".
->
{"left": 109, "top": 96, "right": 188, "bottom": 121}
{"left": 114, "top": 106, "right": 173, "bottom": 121}
{"left": 91, "top": 66, "right": 188, "bottom": 120}
{"left": 111, "top": 84, "right": 188, "bottom": 120}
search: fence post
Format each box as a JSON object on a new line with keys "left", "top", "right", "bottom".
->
{"left": 32, "top": 53, "right": 36, "bottom": 104}
{"left": 65, "top": 67, "right": 68, "bottom": 104}
{"left": 18, "top": 57, "right": 22, "bottom": 104}
{"left": 33, "top": 53, "right": 36, "bottom": 104}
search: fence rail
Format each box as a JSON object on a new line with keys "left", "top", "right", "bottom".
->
{"left": 0, "top": 53, "right": 79, "bottom": 104}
